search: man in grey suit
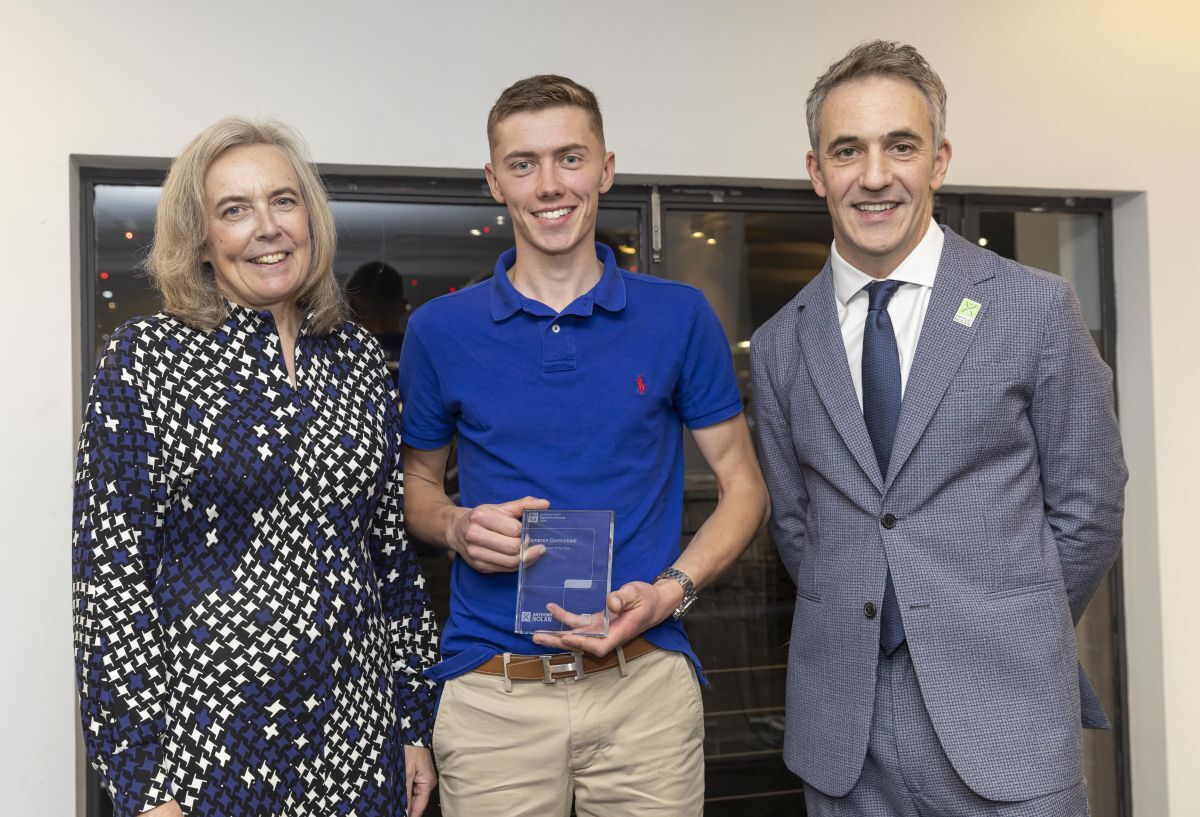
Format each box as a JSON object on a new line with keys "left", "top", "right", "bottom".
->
{"left": 751, "top": 41, "right": 1127, "bottom": 816}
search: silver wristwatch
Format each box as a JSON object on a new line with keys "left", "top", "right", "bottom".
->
{"left": 655, "top": 567, "right": 697, "bottom": 620}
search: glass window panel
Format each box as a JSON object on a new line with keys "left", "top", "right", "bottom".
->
{"left": 92, "top": 185, "right": 162, "bottom": 357}
{"left": 663, "top": 208, "right": 832, "bottom": 813}
{"left": 978, "top": 210, "right": 1106, "bottom": 346}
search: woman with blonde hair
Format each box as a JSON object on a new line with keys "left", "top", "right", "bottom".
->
{"left": 72, "top": 117, "right": 438, "bottom": 817}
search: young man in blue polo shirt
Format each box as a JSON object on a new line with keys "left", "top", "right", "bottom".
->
{"left": 400, "top": 74, "right": 769, "bottom": 817}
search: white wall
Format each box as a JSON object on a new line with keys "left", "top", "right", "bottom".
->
{"left": 2, "top": 1, "right": 1195, "bottom": 813}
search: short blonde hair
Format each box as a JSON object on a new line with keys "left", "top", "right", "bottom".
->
{"left": 145, "top": 117, "right": 346, "bottom": 333}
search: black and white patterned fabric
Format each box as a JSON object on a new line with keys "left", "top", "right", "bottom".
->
{"left": 72, "top": 301, "right": 438, "bottom": 817}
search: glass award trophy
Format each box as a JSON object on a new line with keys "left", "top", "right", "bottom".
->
{"left": 515, "top": 509, "right": 614, "bottom": 637}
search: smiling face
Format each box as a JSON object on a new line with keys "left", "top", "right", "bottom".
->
{"left": 807, "top": 75, "right": 951, "bottom": 278}
{"left": 201, "top": 143, "right": 312, "bottom": 317}
{"left": 484, "top": 105, "right": 615, "bottom": 266}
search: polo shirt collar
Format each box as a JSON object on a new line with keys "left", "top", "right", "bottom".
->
{"left": 490, "top": 242, "right": 627, "bottom": 321}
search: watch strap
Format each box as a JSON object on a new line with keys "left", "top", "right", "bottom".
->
{"left": 655, "top": 567, "right": 697, "bottom": 620}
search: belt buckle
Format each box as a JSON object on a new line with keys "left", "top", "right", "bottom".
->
{"left": 540, "top": 653, "right": 587, "bottom": 683}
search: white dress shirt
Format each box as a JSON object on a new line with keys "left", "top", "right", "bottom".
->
{"left": 831, "top": 220, "right": 945, "bottom": 408}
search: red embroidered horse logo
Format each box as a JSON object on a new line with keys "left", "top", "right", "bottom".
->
{"left": 636, "top": 375, "right": 646, "bottom": 395}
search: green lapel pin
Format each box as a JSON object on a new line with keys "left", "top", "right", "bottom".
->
{"left": 954, "top": 298, "right": 981, "bottom": 328}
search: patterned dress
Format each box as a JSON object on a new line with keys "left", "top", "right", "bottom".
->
{"left": 72, "top": 302, "right": 439, "bottom": 817}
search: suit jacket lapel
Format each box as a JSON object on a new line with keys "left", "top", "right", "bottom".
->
{"left": 796, "top": 265, "right": 885, "bottom": 491}
{"left": 886, "top": 229, "right": 996, "bottom": 490}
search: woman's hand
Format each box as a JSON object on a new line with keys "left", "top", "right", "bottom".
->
{"left": 140, "top": 800, "right": 183, "bottom": 816}
{"left": 404, "top": 744, "right": 437, "bottom": 817}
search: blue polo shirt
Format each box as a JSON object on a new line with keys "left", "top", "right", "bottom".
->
{"left": 399, "top": 243, "right": 742, "bottom": 681}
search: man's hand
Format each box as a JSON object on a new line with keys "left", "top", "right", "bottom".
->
{"left": 404, "top": 745, "right": 437, "bottom": 817}
{"left": 531, "top": 578, "right": 683, "bottom": 656}
{"left": 404, "top": 445, "right": 548, "bottom": 572}
{"left": 141, "top": 800, "right": 183, "bottom": 816}
{"left": 448, "top": 496, "right": 548, "bottom": 573}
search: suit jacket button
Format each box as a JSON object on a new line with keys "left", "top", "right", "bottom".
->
{"left": 864, "top": 602, "right": 877, "bottom": 619}
{"left": 881, "top": 513, "right": 897, "bottom": 529}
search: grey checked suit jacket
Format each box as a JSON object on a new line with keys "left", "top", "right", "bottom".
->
{"left": 750, "top": 227, "right": 1126, "bottom": 801}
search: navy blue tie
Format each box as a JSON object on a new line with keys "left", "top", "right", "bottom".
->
{"left": 862, "top": 280, "right": 906, "bottom": 655}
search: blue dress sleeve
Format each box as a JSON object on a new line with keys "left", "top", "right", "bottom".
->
{"left": 72, "top": 324, "right": 179, "bottom": 815}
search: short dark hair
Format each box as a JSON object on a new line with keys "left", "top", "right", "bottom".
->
{"left": 487, "top": 74, "right": 605, "bottom": 149}
{"left": 806, "top": 40, "right": 947, "bottom": 154}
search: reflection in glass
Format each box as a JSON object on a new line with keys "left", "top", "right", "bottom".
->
{"left": 92, "top": 185, "right": 161, "bottom": 358}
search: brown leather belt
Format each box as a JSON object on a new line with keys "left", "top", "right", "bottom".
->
{"left": 472, "top": 636, "right": 658, "bottom": 683}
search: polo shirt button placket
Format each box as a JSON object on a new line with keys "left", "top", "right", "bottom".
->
{"left": 542, "top": 319, "right": 577, "bottom": 373}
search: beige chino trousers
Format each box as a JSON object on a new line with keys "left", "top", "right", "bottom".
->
{"left": 433, "top": 648, "right": 706, "bottom": 817}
